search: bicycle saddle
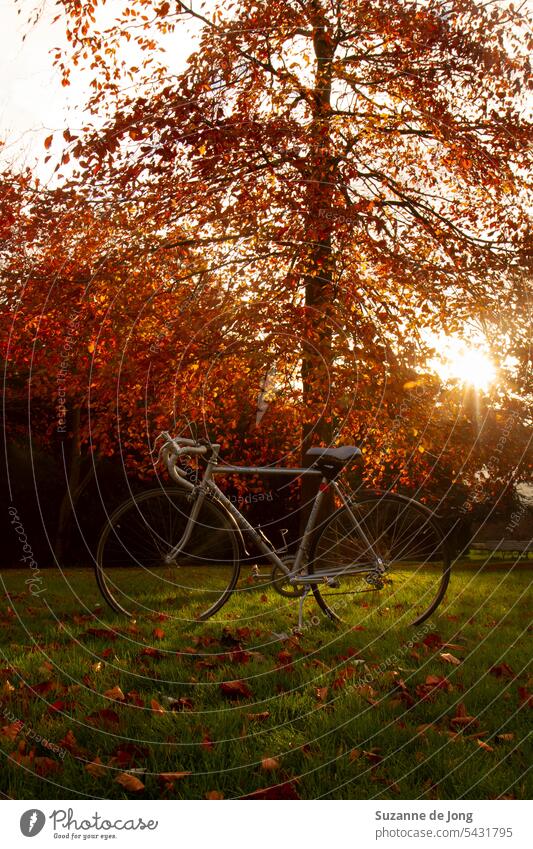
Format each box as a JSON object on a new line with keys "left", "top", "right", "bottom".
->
{"left": 305, "top": 445, "right": 362, "bottom": 478}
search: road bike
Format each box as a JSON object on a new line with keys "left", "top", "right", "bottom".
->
{"left": 95, "top": 433, "right": 451, "bottom": 628}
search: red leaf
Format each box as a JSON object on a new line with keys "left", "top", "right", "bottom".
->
{"left": 86, "top": 758, "right": 106, "bottom": 778}
{"left": 81, "top": 628, "right": 118, "bottom": 641}
{"left": 518, "top": 687, "right": 533, "bottom": 707}
{"left": 27, "top": 680, "right": 54, "bottom": 696}
{"left": 315, "top": 686, "right": 328, "bottom": 702}
{"left": 261, "top": 757, "right": 280, "bottom": 771}
{"left": 115, "top": 772, "right": 145, "bottom": 793}
{"left": 245, "top": 711, "right": 270, "bottom": 722}
{"left": 489, "top": 663, "right": 515, "bottom": 679}
{"left": 1, "top": 722, "right": 23, "bottom": 740}
{"left": 423, "top": 632, "right": 443, "bottom": 649}
{"left": 85, "top": 708, "right": 120, "bottom": 727}
{"left": 34, "top": 756, "right": 62, "bottom": 777}
{"left": 220, "top": 680, "right": 252, "bottom": 700}
{"left": 242, "top": 781, "right": 299, "bottom": 800}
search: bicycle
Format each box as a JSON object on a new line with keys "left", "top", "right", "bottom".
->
{"left": 95, "top": 433, "right": 451, "bottom": 628}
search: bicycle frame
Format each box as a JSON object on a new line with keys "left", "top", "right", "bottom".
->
{"left": 165, "top": 446, "right": 383, "bottom": 585}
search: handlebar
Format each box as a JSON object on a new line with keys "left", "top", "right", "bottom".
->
{"left": 158, "top": 431, "right": 219, "bottom": 485}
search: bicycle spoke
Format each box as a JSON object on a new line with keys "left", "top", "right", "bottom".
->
{"left": 96, "top": 489, "right": 239, "bottom": 621}
{"left": 309, "top": 495, "right": 450, "bottom": 626}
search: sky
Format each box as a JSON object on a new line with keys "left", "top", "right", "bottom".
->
{"left": 0, "top": 0, "right": 202, "bottom": 180}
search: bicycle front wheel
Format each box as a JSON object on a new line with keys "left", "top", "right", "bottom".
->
{"left": 96, "top": 488, "right": 240, "bottom": 622}
{"left": 309, "top": 494, "right": 451, "bottom": 627}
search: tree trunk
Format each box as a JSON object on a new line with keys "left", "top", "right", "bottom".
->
{"left": 54, "top": 407, "right": 97, "bottom": 565}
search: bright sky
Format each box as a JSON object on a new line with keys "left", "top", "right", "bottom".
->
{"left": 0, "top": 0, "right": 203, "bottom": 180}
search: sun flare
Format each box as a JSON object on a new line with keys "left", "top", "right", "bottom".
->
{"left": 430, "top": 337, "right": 496, "bottom": 391}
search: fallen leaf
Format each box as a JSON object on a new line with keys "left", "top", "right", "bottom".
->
{"left": 422, "top": 632, "right": 443, "bottom": 649}
{"left": 85, "top": 708, "right": 120, "bottom": 727}
{"left": 58, "top": 730, "right": 83, "bottom": 756}
{"left": 477, "top": 739, "right": 494, "bottom": 752}
{"left": 85, "top": 757, "right": 106, "bottom": 778}
{"left": 150, "top": 699, "right": 165, "bottom": 714}
{"left": 228, "top": 649, "right": 252, "bottom": 664}
{"left": 104, "top": 686, "right": 125, "bottom": 701}
{"left": 1, "top": 722, "right": 23, "bottom": 740}
{"left": 220, "top": 680, "right": 252, "bottom": 700}
{"left": 415, "top": 675, "right": 452, "bottom": 700}
{"left": 261, "top": 757, "right": 280, "bottom": 771}
{"left": 166, "top": 696, "right": 193, "bottom": 711}
{"left": 242, "top": 781, "right": 299, "bottom": 800}
{"left": 111, "top": 743, "right": 149, "bottom": 767}
{"left": 152, "top": 628, "right": 165, "bottom": 640}
{"left": 116, "top": 772, "right": 145, "bottom": 793}
{"left": 81, "top": 628, "right": 118, "bottom": 642}
{"left": 26, "top": 680, "right": 54, "bottom": 696}
{"left": 490, "top": 663, "right": 515, "bottom": 679}
{"left": 34, "top": 756, "right": 62, "bottom": 777}
{"left": 495, "top": 733, "right": 515, "bottom": 743}
{"left": 157, "top": 771, "right": 191, "bottom": 782}
{"left": 356, "top": 684, "right": 378, "bottom": 705}
{"left": 48, "top": 699, "right": 69, "bottom": 714}
{"left": 315, "top": 686, "right": 329, "bottom": 702}
{"left": 206, "top": 790, "right": 224, "bottom": 799}
{"left": 201, "top": 734, "right": 214, "bottom": 750}
{"left": 363, "top": 748, "right": 382, "bottom": 765}
{"left": 518, "top": 687, "right": 533, "bottom": 707}
{"left": 440, "top": 652, "right": 461, "bottom": 666}
{"left": 245, "top": 711, "right": 270, "bottom": 722}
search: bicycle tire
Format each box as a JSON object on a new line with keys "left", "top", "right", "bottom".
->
{"left": 96, "top": 488, "right": 240, "bottom": 622}
{"left": 308, "top": 493, "right": 451, "bottom": 627}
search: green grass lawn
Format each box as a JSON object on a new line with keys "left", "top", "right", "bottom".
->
{"left": 0, "top": 563, "right": 531, "bottom": 799}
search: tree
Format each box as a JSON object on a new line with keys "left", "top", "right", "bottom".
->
{"left": 51, "top": 0, "right": 531, "bottom": 460}
{"left": 3, "top": 0, "right": 531, "bottom": 552}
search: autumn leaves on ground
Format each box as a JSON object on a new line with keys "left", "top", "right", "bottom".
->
{"left": 0, "top": 564, "right": 531, "bottom": 800}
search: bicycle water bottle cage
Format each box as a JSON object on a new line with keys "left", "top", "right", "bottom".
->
{"left": 305, "top": 445, "right": 363, "bottom": 480}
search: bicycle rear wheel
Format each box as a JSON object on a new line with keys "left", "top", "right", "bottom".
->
{"left": 96, "top": 488, "right": 240, "bottom": 622}
{"left": 309, "top": 494, "right": 451, "bottom": 627}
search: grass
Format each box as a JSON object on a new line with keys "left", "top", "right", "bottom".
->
{"left": 0, "top": 562, "right": 531, "bottom": 800}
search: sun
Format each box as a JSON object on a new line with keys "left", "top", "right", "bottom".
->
{"left": 429, "top": 336, "right": 496, "bottom": 391}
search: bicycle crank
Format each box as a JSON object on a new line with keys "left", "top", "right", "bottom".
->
{"left": 271, "top": 557, "right": 307, "bottom": 598}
